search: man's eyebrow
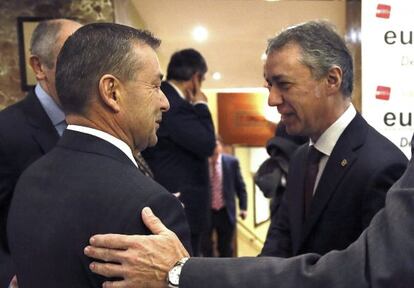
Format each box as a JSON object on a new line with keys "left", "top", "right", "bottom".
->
{"left": 267, "top": 75, "right": 284, "bottom": 83}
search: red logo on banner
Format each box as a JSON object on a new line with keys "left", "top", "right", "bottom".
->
{"left": 376, "top": 4, "right": 391, "bottom": 19}
{"left": 376, "top": 86, "right": 391, "bottom": 100}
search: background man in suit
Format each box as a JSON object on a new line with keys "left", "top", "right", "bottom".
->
{"left": 202, "top": 137, "right": 247, "bottom": 257}
{"left": 142, "top": 48, "right": 216, "bottom": 256}
{"left": 7, "top": 23, "right": 191, "bottom": 287}
{"left": 259, "top": 20, "right": 407, "bottom": 257}
{"left": 83, "top": 21, "right": 413, "bottom": 288}
{"left": 0, "top": 18, "right": 81, "bottom": 287}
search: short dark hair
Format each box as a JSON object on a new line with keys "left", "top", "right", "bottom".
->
{"left": 166, "top": 48, "right": 207, "bottom": 81}
{"left": 267, "top": 21, "right": 353, "bottom": 97}
{"left": 56, "top": 22, "right": 161, "bottom": 115}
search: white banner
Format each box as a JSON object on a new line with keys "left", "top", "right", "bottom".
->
{"left": 362, "top": 1, "right": 414, "bottom": 158}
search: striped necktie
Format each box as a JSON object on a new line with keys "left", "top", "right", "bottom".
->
{"left": 134, "top": 153, "right": 154, "bottom": 178}
{"left": 210, "top": 158, "right": 224, "bottom": 210}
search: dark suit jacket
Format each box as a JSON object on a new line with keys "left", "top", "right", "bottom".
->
{"left": 0, "top": 90, "right": 59, "bottom": 286}
{"left": 261, "top": 113, "right": 407, "bottom": 257}
{"left": 142, "top": 81, "right": 216, "bottom": 233}
{"left": 7, "top": 130, "right": 191, "bottom": 288}
{"left": 179, "top": 139, "right": 414, "bottom": 288}
{"left": 221, "top": 154, "right": 247, "bottom": 225}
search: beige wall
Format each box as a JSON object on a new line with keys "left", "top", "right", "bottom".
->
{"left": 126, "top": 0, "right": 346, "bottom": 89}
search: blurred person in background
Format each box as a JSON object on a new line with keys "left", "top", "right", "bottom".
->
{"left": 142, "top": 48, "right": 216, "bottom": 256}
{"left": 202, "top": 136, "right": 247, "bottom": 257}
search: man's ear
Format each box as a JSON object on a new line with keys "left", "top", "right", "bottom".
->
{"left": 326, "top": 65, "right": 342, "bottom": 94}
{"left": 98, "top": 75, "right": 121, "bottom": 113}
{"left": 29, "top": 55, "right": 46, "bottom": 81}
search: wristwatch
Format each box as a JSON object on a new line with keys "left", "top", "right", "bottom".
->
{"left": 167, "top": 257, "right": 189, "bottom": 288}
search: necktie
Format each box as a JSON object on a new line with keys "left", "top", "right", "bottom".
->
{"left": 210, "top": 158, "right": 224, "bottom": 210}
{"left": 303, "top": 146, "right": 323, "bottom": 220}
{"left": 134, "top": 153, "right": 154, "bottom": 178}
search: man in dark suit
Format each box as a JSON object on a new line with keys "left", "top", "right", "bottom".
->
{"left": 259, "top": 20, "right": 407, "bottom": 257}
{"left": 82, "top": 21, "right": 412, "bottom": 288}
{"left": 0, "top": 19, "right": 81, "bottom": 287}
{"left": 7, "top": 23, "right": 191, "bottom": 287}
{"left": 202, "top": 137, "right": 247, "bottom": 257}
{"left": 142, "top": 48, "right": 216, "bottom": 256}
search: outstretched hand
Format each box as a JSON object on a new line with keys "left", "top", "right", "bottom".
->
{"left": 84, "top": 207, "right": 190, "bottom": 288}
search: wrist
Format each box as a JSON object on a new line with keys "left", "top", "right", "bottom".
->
{"left": 167, "top": 257, "right": 189, "bottom": 288}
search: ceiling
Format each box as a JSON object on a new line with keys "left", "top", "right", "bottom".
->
{"left": 115, "top": 0, "right": 346, "bottom": 89}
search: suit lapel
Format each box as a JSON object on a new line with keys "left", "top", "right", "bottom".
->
{"left": 22, "top": 90, "right": 59, "bottom": 153}
{"left": 299, "top": 114, "right": 367, "bottom": 248}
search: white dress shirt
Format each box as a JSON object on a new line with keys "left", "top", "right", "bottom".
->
{"left": 311, "top": 104, "right": 357, "bottom": 193}
{"left": 35, "top": 84, "right": 66, "bottom": 136}
{"left": 66, "top": 125, "right": 138, "bottom": 168}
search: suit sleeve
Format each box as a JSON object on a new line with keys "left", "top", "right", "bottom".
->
{"left": 164, "top": 103, "right": 216, "bottom": 158}
{"left": 233, "top": 159, "right": 247, "bottom": 210}
{"left": 180, "top": 161, "right": 414, "bottom": 288}
{"left": 361, "top": 160, "right": 406, "bottom": 228}
{"left": 259, "top": 192, "right": 292, "bottom": 257}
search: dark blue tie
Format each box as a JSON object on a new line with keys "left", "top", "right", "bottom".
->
{"left": 304, "top": 146, "right": 323, "bottom": 221}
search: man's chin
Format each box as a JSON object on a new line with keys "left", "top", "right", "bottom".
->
{"left": 285, "top": 124, "right": 302, "bottom": 136}
{"left": 147, "top": 136, "right": 158, "bottom": 148}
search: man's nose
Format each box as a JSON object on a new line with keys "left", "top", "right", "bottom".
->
{"left": 160, "top": 91, "right": 170, "bottom": 112}
{"left": 268, "top": 87, "right": 283, "bottom": 107}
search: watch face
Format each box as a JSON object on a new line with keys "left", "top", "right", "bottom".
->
{"left": 168, "top": 266, "right": 181, "bottom": 286}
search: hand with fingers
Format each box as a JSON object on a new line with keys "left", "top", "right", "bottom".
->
{"left": 185, "top": 72, "right": 207, "bottom": 104}
{"left": 84, "top": 207, "right": 190, "bottom": 288}
{"left": 239, "top": 210, "right": 248, "bottom": 220}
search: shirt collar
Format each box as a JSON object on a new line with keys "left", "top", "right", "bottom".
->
{"left": 312, "top": 104, "right": 357, "bottom": 156}
{"left": 167, "top": 81, "right": 186, "bottom": 100}
{"left": 35, "top": 84, "right": 65, "bottom": 125}
{"left": 66, "top": 125, "right": 138, "bottom": 168}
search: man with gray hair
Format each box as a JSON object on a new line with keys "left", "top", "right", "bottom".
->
{"left": 260, "top": 20, "right": 407, "bottom": 257}
{"left": 0, "top": 18, "right": 81, "bottom": 287}
{"left": 84, "top": 21, "right": 413, "bottom": 288}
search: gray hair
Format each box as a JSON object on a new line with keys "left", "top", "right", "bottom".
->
{"left": 266, "top": 20, "right": 353, "bottom": 97}
{"left": 30, "top": 19, "right": 74, "bottom": 68}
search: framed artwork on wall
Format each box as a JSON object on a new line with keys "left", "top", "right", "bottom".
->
{"left": 17, "top": 16, "right": 53, "bottom": 91}
{"left": 218, "top": 92, "right": 276, "bottom": 147}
